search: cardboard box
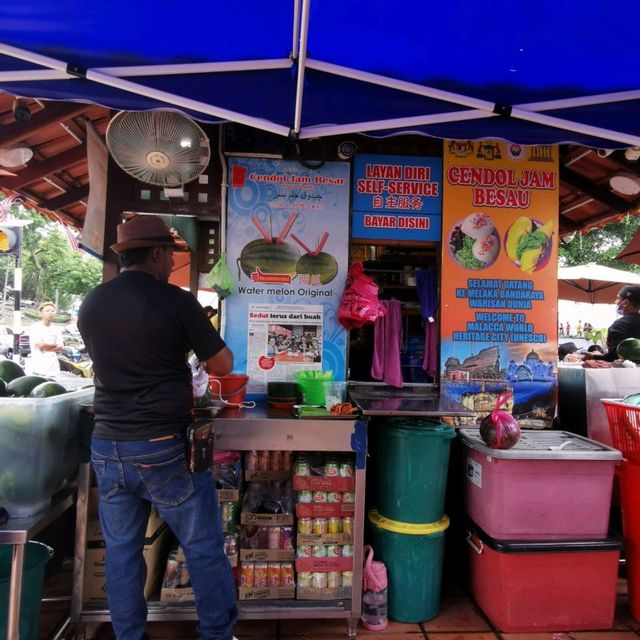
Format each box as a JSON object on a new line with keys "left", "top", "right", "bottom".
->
{"left": 293, "top": 476, "right": 355, "bottom": 492}
{"left": 218, "top": 489, "right": 240, "bottom": 502}
{"left": 83, "top": 521, "right": 171, "bottom": 602}
{"left": 160, "top": 586, "right": 195, "bottom": 603}
{"left": 239, "top": 549, "right": 295, "bottom": 562}
{"left": 297, "top": 533, "right": 353, "bottom": 546}
{"left": 295, "top": 503, "right": 355, "bottom": 518}
{"left": 240, "top": 512, "right": 294, "bottom": 526}
{"left": 245, "top": 470, "right": 291, "bottom": 482}
{"left": 295, "top": 557, "right": 353, "bottom": 572}
{"left": 237, "top": 587, "right": 295, "bottom": 600}
{"left": 296, "top": 586, "right": 352, "bottom": 600}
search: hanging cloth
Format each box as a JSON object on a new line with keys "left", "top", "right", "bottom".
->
{"left": 416, "top": 268, "right": 438, "bottom": 376}
{"left": 370, "top": 300, "right": 403, "bottom": 388}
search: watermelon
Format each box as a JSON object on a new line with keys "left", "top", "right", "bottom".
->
{"left": 7, "top": 375, "right": 49, "bottom": 397}
{"left": 0, "top": 358, "right": 25, "bottom": 383}
{"left": 296, "top": 252, "right": 339, "bottom": 284}
{"left": 617, "top": 338, "right": 640, "bottom": 363}
{"left": 238, "top": 239, "right": 300, "bottom": 279}
{"left": 30, "top": 381, "right": 68, "bottom": 398}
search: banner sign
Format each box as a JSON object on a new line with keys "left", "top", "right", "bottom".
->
{"left": 224, "top": 158, "right": 350, "bottom": 396}
{"left": 440, "top": 141, "right": 559, "bottom": 428}
{"left": 351, "top": 154, "right": 442, "bottom": 241}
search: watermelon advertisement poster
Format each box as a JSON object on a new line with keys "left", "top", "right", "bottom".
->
{"left": 440, "top": 141, "right": 559, "bottom": 428}
{"left": 224, "top": 158, "right": 350, "bottom": 396}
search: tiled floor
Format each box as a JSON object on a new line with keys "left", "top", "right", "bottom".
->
{"left": 37, "top": 561, "right": 640, "bottom": 640}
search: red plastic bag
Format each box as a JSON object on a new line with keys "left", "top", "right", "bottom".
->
{"left": 479, "top": 390, "right": 521, "bottom": 449}
{"left": 338, "top": 262, "right": 386, "bottom": 329}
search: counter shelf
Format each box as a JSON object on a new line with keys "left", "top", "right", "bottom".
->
{"left": 1, "top": 483, "right": 77, "bottom": 640}
{"left": 71, "top": 409, "right": 367, "bottom": 638}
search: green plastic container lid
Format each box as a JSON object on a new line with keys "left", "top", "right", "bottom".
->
{"left": 384, "top": 418, "right": 456, "bottom": 438}
{"left": 369, "top": 509, "right": 450, "bottom": 535}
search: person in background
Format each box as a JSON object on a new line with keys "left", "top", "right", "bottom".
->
{"left": 576, "top": 320, "right": 583, "bottom": 337}
{"left": 203, "top": 305, "right": 219, "bottom": 330}
{"left": 584, "top": 285, "right": 640, "bottom": 362}
{"left": 78, "top": 215, "right": 237, "bottom": 640}
{"left": 558, "top": 342, "right": 581, "bottom": 362}
{"left": 566, "top": 321, "right": 571, "bottom": 337}
{"left": 559, "top": 322, "right": 565, "bottom": 337}
{"left": 587, "top": 344, "right": 605, "bottom": 355}
{"left": 29, "top": 301, "right": 64, "bottom": 376}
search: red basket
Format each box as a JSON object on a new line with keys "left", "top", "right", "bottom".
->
{"left": 601, "top": 399, "right": 640, "bottom": 463}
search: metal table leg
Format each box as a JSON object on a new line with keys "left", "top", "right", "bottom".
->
{"left": 7, "top": 543, "right": 25, "bottom": 640}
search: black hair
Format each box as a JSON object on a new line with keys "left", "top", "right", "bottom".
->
{"left": 587, "top": 344, "right": 604, "bottom": 353}
{"left": 119, "top": 246, "right": 154, "bottom": 268}
{"left": 203, "top": 305, "right": 217, "bottom": 318}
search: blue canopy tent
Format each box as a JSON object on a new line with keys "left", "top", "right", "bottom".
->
{"left": 0, "top": 1, "right": 639, "bottom": 146}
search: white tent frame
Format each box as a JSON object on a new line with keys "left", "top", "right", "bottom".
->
{"left": 1, "top": 0, "right": 640, "bottom": 145}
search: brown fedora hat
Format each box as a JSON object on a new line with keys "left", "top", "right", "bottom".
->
{"left": 110, "top": 215, "right": 187, "bottom": 253}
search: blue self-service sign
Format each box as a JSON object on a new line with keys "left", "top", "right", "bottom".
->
{"left": 352, "top": 154, "right": 442, "bottom": 242}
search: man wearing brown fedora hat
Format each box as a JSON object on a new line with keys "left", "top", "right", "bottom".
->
{"left": 78, "top": 215, "right": 237, "bottom": 640}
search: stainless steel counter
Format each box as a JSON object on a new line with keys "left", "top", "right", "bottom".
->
{"left": 348, "top": 383, "right": 474, "bottom": 418}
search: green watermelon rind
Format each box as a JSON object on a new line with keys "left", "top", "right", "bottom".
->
{"left": 29, "top": 381, "right": 68, "bottom": 398}
{"left": 7, "top": 375, "right": 49, "bottom": 397}
{"left": 617, "top": 338, "right": 640, "bottom": 363}
{"left": 239, "top": 239, "right": 300, "bottom": 279}
{"left": 0, "top": 359, "right": 26, "bottom": 383}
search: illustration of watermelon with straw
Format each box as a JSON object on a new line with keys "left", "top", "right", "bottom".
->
{"left": 238, "top": 211, "right": 300, "bottom": 282}
{"left": 292, "top": 232, "right": 338, "bottom": 284}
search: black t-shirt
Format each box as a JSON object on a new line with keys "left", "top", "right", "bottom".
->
{"left": 599, "top": 314, "right": 640, "bottom": 361}
{"left": 78, "top": 270, "right": 226, "bottom": 439}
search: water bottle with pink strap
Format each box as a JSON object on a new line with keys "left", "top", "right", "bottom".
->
{"left": 361, "top": 545, "right": 388, "bottom": 631}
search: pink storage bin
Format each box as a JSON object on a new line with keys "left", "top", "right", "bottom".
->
{"left": 459, "top": 429, "right": 621, "bottom": 541}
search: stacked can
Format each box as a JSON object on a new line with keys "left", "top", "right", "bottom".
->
{"left": 240, "top": 561, "right": 295, "bottom": 588}
{"left": 246, "top": 450, "right": 293, "bottom": 472}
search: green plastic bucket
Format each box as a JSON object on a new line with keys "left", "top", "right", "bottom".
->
{"left": 369, "top": 509, "right": 448, "bottom": 623}
{"left": 295, "top": 371, "right": 333, "bottom": 405}
{"left": 376, "top": 418, "right": 455, "bottom": 523}
{"left": 0, "top": 541, "right": 53, "bottom": 640}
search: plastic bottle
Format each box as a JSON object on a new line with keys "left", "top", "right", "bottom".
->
{"left": 361, "top": 545, "right": 388, "bottom": 631}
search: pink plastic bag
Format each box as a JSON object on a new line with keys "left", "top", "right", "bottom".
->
{"left": 338, "top": 262, "right": 386, "bottom": 329}
{"left": 479, "top": 389, "right": 521, "bottom": 449}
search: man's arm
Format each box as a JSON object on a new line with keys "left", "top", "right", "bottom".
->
{"left": 204, "top": 346, "right": 234, "bottom": 376}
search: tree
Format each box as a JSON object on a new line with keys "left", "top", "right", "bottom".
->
{"left": 559, "top": 215, "right": 640, "bottom": 271}
{"left": 0, "top": 196, "right": 102, "bottom": 311}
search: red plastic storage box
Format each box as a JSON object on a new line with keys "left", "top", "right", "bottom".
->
{"left": 459, "top": 429, "right": 621, "bottom": 540}
{"left": 467, "top": 521, "right": 621, "bottom": 632}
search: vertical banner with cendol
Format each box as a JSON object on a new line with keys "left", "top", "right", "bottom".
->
{"left": 224, "top": 158, "right": 350, "bottom": 397}
{"left": 440, "top": 141, "right": 559, "bottom": 427}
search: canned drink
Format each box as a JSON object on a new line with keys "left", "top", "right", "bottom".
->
{"left": 269, "top": 450, "right": 281, "bottom": 471}
{"left": 326, "top": 544, "right": 342, "bottom": 558}
{"left": 224, "top": 533, "right": 238, "bottom": 556}
{"left": 246, "top": 450, "right": 258, "bottom": 471}
{"left": 327, "top": 571, "right": 341, "bottom": 588}
{"left": 312, "top": 517, "right": 328, "bottom": 535}
{"left": 312, "top": 491, "right": 328, "bottom": 503}
{"left": 254, "top": 561, "right": 269, "bottom": 587}
{"left": 342, "top": 492, "right": 355, "bottom": 503}
{"left": 341, "top": 544, "right": 354, "bottom": 558}
{"left": 311, "top": 572, "right": 328, "bottom": 589}
{"left": 258, "top": 450, "right": 270, "bottom": 471}
{"left": 341, "top": 570, "right": 353, "bottom": 587}
{"left": 297, "top": 517, "right": 313, "bottom": 534}
{"left": 313, "top": 545, "right": 327, "bottom": 558}
{"left": 328, "top": 517, "right": 342, "bottom": 534}
{"left": 281, "top": 526, "right": 294, "bottom": 550}
{"left": 326, "top": 492, "right": 342, "bottom": 503}
{"left": 281, "top": 562, "right": 295, "bottom": 587}
{"left": 240, "top": 562, "right": 255, "bottom": 588}
{"left": 268, "top": 562, "right": 282, "bottom": 587}
{"left": 339, "top": 461, "right": 354, "bottom": 477}
{"left": 297, "top": 490, "right": 313, "bottom": 504}
{"left": 268, "top": 527, "right": 282, "bottom": 550}
{"left": 297, "top": 571, "right": 313, "bottom": 588}
{"left": 281, "top": 451, "right": 292, "bottom": 471}
{"left": 324, "top": 460, "right": 339, "bottom": 477}
{"left": 297, "top": 544, "right": 315, "bottom": 558}
{"left": 342, "top": 517, "right": 354, "bottom": 534}
{"left": 294, "top": 459, "right": 311, "bottom": 476}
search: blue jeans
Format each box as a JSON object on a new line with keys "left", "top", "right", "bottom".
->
{"left": 91, "top": 436, "right": 237, "bottom": 640}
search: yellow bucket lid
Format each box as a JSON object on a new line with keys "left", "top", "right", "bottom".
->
{"left": 368, "top": 509, "right": 450, "bottom": 535}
